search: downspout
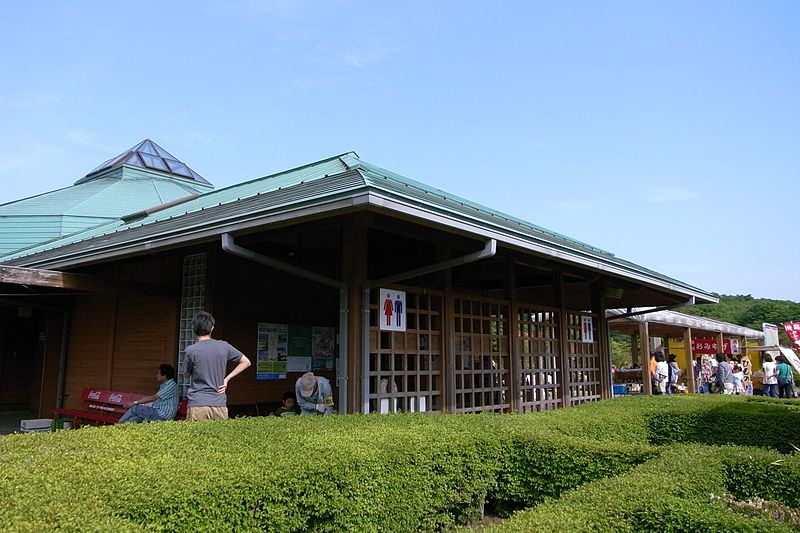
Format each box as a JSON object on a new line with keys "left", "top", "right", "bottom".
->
{"left": 221, "top": 233, "right": 350, "bottom": 414}
{"left": 55, "top": 310, "right": 70, "bottom": 409}
{"left": 361, "top": 239, "right": 497, "bottom": 413}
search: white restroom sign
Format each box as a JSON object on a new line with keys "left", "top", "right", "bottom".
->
{"left": 379, "top": 289, "right": 406, "bottom": 332}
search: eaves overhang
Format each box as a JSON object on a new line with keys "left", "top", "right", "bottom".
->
{"left": 6, "top": 173, "right": 716, "bottom": 305}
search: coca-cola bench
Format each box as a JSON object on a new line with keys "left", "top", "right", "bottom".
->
{"left": 53, "top": 387, "right": 187, "bottom": 428}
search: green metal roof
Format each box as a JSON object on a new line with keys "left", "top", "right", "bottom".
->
{"left": 0, "top": 151, "right": 715, "bottom": 303}
{"left": 0, "top": 141, "right": 213, "bottom": 257}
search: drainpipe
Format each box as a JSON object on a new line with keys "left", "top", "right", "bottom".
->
{"left": 361, "top": 239, "right": 497, "bottom": 413}
{"left": 221, "top": 234, "right": 349, "bottom": 414}
{"left": 55, "top": 310, "right": 70, "bottom": 409}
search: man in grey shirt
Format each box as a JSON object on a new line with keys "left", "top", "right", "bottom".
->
{"left": 183, "top": 311, "right": 251, "bottom": 420}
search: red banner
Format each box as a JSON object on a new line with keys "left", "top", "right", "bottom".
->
{"left": 691, "top": 337, "right": 732, "bottom": 354}
{"left": 781, "top": 321, "right": 800, "bottom": 350}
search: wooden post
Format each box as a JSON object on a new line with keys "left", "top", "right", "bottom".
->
{"left": 342, "top": 218, "right": 368, "bottom": 413}
{"left": 717, "top": 332, "right": 725, "bottom": 355}
{"left": 640, "top": 322, "right": 650, "bottom": 394}
{"left": 505, "top": 258, "right": 521, "bottom": 412}
{"left": 554, "top": 272, "right": 570, "bottom": 408}
{"left": 592, "top": 283, "right": 610, "bottom": 399}
{"left": 684, "top": 327, "right": 696, "bottom": 393}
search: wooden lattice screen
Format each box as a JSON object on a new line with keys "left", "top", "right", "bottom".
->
{"left": 566, "top": 312, "right": 601, "bottom": 404}
{"left": 453, "top": 296, "right": 510, "bottom": 413}
{"left": 517, "top": 305, "right": 562, "bottom": 411}
{"left": 368, "top": 288, "right": 443, "bottom": 413}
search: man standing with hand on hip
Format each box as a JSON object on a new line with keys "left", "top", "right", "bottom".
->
{"left": 183, "top": 311, "right": 251, "bottom": 420}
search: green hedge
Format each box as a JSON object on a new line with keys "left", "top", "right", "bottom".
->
{"left": 1, "top": 395, "right": 797, "bottom": 532}
{"left": 479, "top": 445, "right": 800, "bottom": 533}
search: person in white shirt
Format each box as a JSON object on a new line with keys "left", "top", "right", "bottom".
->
{"left": 761, "top": 353, "right": 779, "bottom": 398}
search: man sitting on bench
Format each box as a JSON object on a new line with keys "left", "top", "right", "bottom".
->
{"left": 117, "top": 364, "right": 179, "bottom": 424}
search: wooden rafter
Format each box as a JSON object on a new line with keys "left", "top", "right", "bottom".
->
{"left": 0, "top": 265, "right": 174, "bottom": 296}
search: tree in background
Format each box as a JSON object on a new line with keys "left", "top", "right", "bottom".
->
{"left": 682, "top": 294, "right": 800, "bottom": 347}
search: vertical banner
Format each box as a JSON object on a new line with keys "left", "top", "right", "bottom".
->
{"left": 379, "top": 288, "right": 406, "bottom": 332}
{"left": 763, "top": 323, "right": 780, "bottom": 358}
{"left": 581, "top": 316, "right": 594, "bottom": 343}
{"left": 781, "top": 321, "right": 800, "bottom": 350}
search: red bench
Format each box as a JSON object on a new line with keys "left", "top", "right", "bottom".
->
{"left": 53, "top": 387, "right": 187, "bottom": 428}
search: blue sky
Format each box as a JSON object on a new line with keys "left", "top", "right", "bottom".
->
{"left": 1, "top": 1, "right": 798, "bottom": 301}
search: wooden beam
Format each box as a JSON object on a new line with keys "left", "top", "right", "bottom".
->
{"left": 0, "top": 265, "right": 174, "bottom": 296}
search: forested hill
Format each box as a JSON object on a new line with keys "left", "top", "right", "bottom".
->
{"left": 682, "top": 294, "right": 800, "bottom": 345}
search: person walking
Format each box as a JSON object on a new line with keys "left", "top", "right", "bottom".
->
{"left": 183, "top": 311, "right": 251, "bottom": 420}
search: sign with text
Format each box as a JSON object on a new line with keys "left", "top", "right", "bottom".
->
{"left": 691, "top": 337, "right": 733, "bottom": 355}
{"left": 781, "top": 321, "right": 800, "bottom": 350}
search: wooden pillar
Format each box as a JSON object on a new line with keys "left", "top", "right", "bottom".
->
{"left": 444, "top": 273, "right": 456, "bottom": 413}
{"left": 717, "top": 332, "right": 725, "bottom": 356}
{"left": 592, "top": 284, "right": 610, "bottom": 399}
{"left": 505, "top": 258, "right": 521, "bottom": 412}
{"left": 639, "top": 322, "right": 650, "bottom": 394}
{"left": 342, "top": 218, "right": 368, "bottom": 413}
{"left": 437, "top": 244, "right": 456, "bottom": 414}
{"left": 554, "top": 272, "right": 570, "bottom": 407}
{"left": 684, "top": 327, "right": 696, "bottom": 393}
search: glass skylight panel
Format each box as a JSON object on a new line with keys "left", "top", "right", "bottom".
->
{"left": 166, "top": 160, "right": 192, "bottom": 177}
{"left": 141, "top": 153, "right": 169, "bottom": 171}
{"left": 124, "top": 153, "right": 140, "bottom": 165}
{"left": 153, "top": 143, "right": 173, "bottom": 159}
{"left": 138, "top": 140, "right": 159, "bottom": 156}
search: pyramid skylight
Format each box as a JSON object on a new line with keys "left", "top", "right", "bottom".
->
{"left": 80, "top": 139, "right": 211, "bottom": 185}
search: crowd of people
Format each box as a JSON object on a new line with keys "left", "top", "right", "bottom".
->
{"left": 644, "top": 350, "right": 797, "bottom": 398}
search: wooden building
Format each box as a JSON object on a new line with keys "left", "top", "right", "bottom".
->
{"left": 0, "top": 144, "right": 717, "bottom": 417}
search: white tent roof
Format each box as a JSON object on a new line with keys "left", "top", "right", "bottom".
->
{"left": 607, "top": 308, "right": 764, "bottom": 338}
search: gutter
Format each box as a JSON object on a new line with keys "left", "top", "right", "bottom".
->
{"left": 361, "top": 239, "right": 497, "bottom": 413}
{"left": 221, "top": 233, "right": 350, "bottom": 414}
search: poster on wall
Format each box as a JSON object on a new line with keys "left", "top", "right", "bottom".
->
{"left": 379, "top": 288, "right": 406, "bottom": 332}
{"left": 256, "top": 323, "right": 288, "bottom": 379}
{"left": 312, "top": 326, "right": 336, "bottom": 370}
{"left": 288, "top": 325, "right": 313, "bottom": 373}
{"left": 256, "top": 323, "right": 334, "bottom": 379}
{"left": 580, "top": 316, "right": 594, "bottom": 343}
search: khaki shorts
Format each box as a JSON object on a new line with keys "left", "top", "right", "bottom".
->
{"left": 187, "top": 406, "right": 228, "bottom": 420}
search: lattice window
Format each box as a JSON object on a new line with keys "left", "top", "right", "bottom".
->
{"left": 517, "top": 306, "right": 561, "bottom": 412}
{"left": 453, "top": 297, "right": 510, "bottom": 413}
{"left": 176, "top": 253, "right": 207, "bottom": 397}
{"left": 566, "top": 312, "right": 601, "bottom": 404}
{"left": 368, "top": 288, "right": 443, "bottom": 413}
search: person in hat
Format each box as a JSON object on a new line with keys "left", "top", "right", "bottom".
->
{"left": 295, "top": 371, "right": 334, "bottom": 415}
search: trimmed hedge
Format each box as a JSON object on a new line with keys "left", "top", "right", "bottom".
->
{"left": 479, "top": 446, "right": 800, "bottom": 532}
{"left": 0, "top": 395, "right": 797, "bottom": 532}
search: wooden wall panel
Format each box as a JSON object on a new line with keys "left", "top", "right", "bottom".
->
{"left": 63, "top": 294, "right": 116, "bottom": 409}
{"left": 110, "top": 294, "right": 177, "bottom": 394}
